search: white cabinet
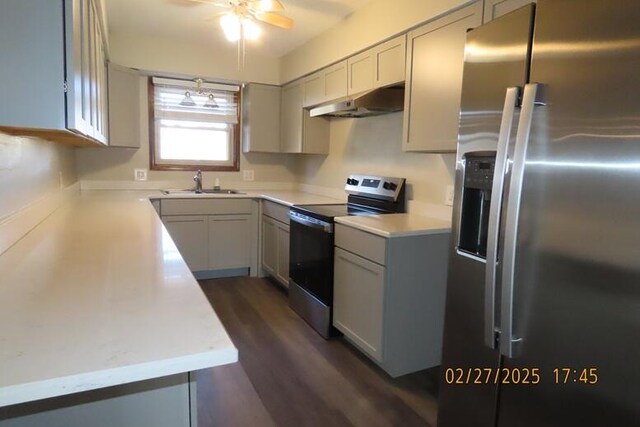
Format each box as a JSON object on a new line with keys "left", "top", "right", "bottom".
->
{"left": 161, "top": 199, "right": 257, "bottom": 275}
{"left": 484, "top": 0, "right": 536, "bottom": 23}
{"left": 280, "top": 80, "right": 329, "bottom": 154}
{"left": 242, "top": 83, "right": 281, "bottom": 153}
{"left": 303, "top": 61, "right": 348, "bottom": 107}
{"left": 0, "top": 0, "right": 109, "bottom": 146}
{"left": 402, "top": 2, "right": 482, "bottom": 152}
{"left": 162, "top": 216, "right": 209, "bottom": 272}
{"left": 108, "top": 63, "right": 140, "bottom": 148}
{"left": 261, "top": 201, "right": 290, "bottom": 287}
{"left": 348, "top": 35, "right": 407, "bottom": 95}
{"left": 333, "top": 223, "right": 450, "bottom": 377}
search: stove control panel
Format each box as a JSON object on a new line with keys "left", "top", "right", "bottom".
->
{"left": 345, "top": 174, "right": 405, "bottom": 201}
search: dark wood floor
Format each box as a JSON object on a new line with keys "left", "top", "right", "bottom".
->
{"left": 195, "top": 277, "right": 440, "bottom": 427}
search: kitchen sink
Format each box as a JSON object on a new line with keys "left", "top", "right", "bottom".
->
{"left": 161, "top": 189, "right": 246, "bottom": 195}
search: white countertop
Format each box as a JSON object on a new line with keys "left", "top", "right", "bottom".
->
{"left": 0, "top": 191, "right": 238, "bottom": 407}
{"left": 156, "top": 189, "right": 345, "bottom": 207}
{"left": 335, "top": 213, "right": 452, "bottom": 238}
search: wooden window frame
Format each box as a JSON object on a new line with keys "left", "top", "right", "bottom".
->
{"left": 148, "top": 78, "right": 241, "bottom": 172}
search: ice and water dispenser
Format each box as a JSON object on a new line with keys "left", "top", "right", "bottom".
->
{"left": 458, "top": 153, "right": 496, "bottom": 259}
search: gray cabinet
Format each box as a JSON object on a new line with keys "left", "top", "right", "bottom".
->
{"left": 261, "top": 201, "right": 290, "bottom": 287}
{"left": 280, "top": 80, "right": 329, "bottom": 154}
{"left": 484, "top": 0, "right": 536, "bottom": 23}
{"left": 0, "top": 0, "right": 108, "bottom": 146}
{"left": 333, "top": 223, "right": 450, "bottom": 377}
{"left": 163, "top": 216, "right": 209, "bottom": 272}
{"left": 303, "top": 61, "right": 348, "bottom": 107}
{"left": 402, "top": 2, "right": 482, "bottom": 152}
{"left": 161, "top": 199, "right": 257, "bottom": 275}
{"left": 108, "top": 63, "right": 140, "bottom": 148}
{"left": 242, "top": 83, "right": 281, "bottom": 153}
{"left": 347, "top": 35, "right": 406, "bottom": 96}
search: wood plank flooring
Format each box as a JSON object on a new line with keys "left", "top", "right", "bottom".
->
{"left": 195, "top": 277, "right": 440, "bottom": 427}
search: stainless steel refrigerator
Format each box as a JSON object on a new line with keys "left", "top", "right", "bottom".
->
{"left": 439, "top": 1, "right": 640, "bottom": 426}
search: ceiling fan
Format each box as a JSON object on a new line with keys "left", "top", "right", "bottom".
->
{"left": 186, "top": 0, "right": 294, "bottom": 41}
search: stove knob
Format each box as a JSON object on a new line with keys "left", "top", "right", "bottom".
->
{"left": 383, "top": 181, "right": 397, "bottom": 191}
{"left": 346, "top": 178, "right": 352, "bottom": 185}
{"left": 349, "top": 178, "right": 359, "bottom": 186}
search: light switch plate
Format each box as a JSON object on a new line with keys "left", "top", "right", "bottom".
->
{"left": 243, "top": 170, "right": 254, "bottom": 181}
{"left": 134, "top": 169, "right": 148, "bottom": 181}
{"left": 445, "top": 185, "right": 455, "bottom": 206}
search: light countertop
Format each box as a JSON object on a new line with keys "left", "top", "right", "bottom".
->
{"left": 0, "top": 191, "right": 238, "bottom": 407}
{"left": 155, "top": 189, "right": 345, "bottom": 207}
{"left": 335, "top": 213, "right": 452, "bottom": 238}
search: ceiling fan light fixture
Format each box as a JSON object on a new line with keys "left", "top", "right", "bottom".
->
{"left": 204, "top": 93, "right": 219, "bottom": 109}
{"left": 220, "top": 12, "right": 241, "bottom": 42}
{"left": 180, "top": 91, "right": 196, "bottom": 106}
{"left": 242, "top": 18, "right": 261, "bottom": 41}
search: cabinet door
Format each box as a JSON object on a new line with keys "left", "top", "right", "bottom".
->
{"left": 92, "top": 2, "right": 108, "bottom": 145}
{"left": 242, "top": 84, "right": 281, "bottom": 153}
{"left": 484, "top": 0, "right": 536, "bottom": 23}
{"left": 262, "top": 216, "right": 278, "bottom": 276}
{"left": 209, "top": 215, "right": 251, "bottom": 270}
{"left": 324, "top": 60, "right": 348, "bottom": 102}
{"left": 374, "top": 35, "right": 406, "bottom": 88}
{"left": 276, "top": 223, "right": 290, "bottom": 287}
{"left": 347, "top": 49, "right": 374, "bottom": 95}
{"left": 280, "top": 80, "right": 303, "bottom": 153}
{"left": 65, "top": 0, "right": 91, "bottom": 136}
{"left": 303, "top": 71, "right": 324, "bottom": 107}
{"left": 333, "top": 247, "right": 386, "bottom": 362}
{"left": 403, "top": 2, "right": 481, "bottom": 152}
{"left": 301, "top": 109, "right": 330, "bottom": 154}
{"left": 162, "top": 216, "right": 209, "bottom": 272}
{"left": 108, "top": 63, "right": 140, "bottom": 148}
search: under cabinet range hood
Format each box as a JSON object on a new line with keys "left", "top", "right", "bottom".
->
{"left": 309, "top": 86, "right": 404, "bottom": 118}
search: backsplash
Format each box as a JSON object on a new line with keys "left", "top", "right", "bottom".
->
{"left": 0, "top": 132, "right": 77, "bottom": 221}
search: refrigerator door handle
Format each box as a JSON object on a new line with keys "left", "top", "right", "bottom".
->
{"left": 500, "top": 83, "right": 544, "bottom": 358}
{"left": 484, "top": 86, "right": 520, "bottom": 349}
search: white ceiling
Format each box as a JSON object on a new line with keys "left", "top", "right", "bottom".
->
{"left": 105, "top": 0, "right": 372, "bottom": 58}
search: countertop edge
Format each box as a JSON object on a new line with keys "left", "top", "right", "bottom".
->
{"left": 0, "top": 347, "right": 238, "bottom": 408}
{"left": 334, "top": 216, "right": 452, "bottom": 238}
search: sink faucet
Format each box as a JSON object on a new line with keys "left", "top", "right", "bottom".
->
{"left": 193, "top": 170, "right": 203, "bottom": 193}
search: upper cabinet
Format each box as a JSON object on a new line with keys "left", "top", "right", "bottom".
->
{"left": 484, "top": 0, "right": 537, "bottom": 23}
{"left": 108, "top": 63, "right": 140, "bottom": 148}
{"left": 281, "top": 80, "right": 329, "bottom": 154}
{"left": 402, "top": 2, "right": 482, "bottom": 153}
{"left": 242, "top": 83, "right": 281, "bottom": 153}
{"left": 347, "top": 35, "right": 406, "bottom": 96}
{"left": 302, "top": 61, "right": 348, "bottom": 107}
{"left": 0, "top": 0, "right": 109, "bottom": 146}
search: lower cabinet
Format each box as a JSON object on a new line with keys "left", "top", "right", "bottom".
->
{"left": 163, "top": 215, "right": 209, "bottom": 272}
{"left": 261, "top": 201, "right": 290, "bottom": 287}
{"left": 333, "top": 223, "right": 450, "bottom": 377}
{"left": 161, "top": 199, "right": 257, "bottom": 275}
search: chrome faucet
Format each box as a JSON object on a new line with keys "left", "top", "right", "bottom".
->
{"left": 193, "top": 170, "right": 203, "bottom": 193}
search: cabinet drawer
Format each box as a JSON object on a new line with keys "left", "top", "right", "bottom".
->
{"left": 335, "top": 223, "right": 387, "bottom": 265}
{"left": 161, "top": 199, "right": 252, "bottom": 215}
{"left": 262, "top": 200, "right": 290, "bottom": 224}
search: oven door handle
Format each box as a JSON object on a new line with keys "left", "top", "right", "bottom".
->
{"left": 289, "top": 212, "right": 334, "bottom": 233}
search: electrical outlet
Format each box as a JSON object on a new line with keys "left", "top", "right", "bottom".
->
{"left": 243, "top": 170, "right": 255, "bottom": 181}
{"left": 134, "top": 169, "right": 148, "bottom": 181}
{"left": 445, "top": 185, "right": 455, "bottom": 206}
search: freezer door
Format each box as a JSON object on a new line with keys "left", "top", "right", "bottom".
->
{"left": 437, "top": 5, "right": 535, "bottom": 427}
{"left": 497, "top": 0, "right": 640, "bottom": 425}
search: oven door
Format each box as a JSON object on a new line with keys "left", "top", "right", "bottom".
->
{"left": 288, "top": 211, "right": 334, "bottom": 305}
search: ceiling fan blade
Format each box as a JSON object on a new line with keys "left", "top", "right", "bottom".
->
{"left": 254, "top": 11, "right": 293, "bottom": 29}
{"left": 249, "top": 0, "right": 284, "bottom": 12}
{"left": 180, "top": 0, "right": 231, "bottom": 7}
{"left": 204, "top": 11, "right": 226, "bottom": 21}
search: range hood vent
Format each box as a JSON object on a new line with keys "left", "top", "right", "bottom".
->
{"left": 309, "top": 86, "right": 404, "bottom": 118}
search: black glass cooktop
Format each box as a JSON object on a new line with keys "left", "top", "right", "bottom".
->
{"left": 291, "top": 204, "right": 381, "bottom": 221}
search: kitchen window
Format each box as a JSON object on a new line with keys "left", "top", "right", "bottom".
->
{"left": 149, "top": 77, "right": 241, "bottom": 171}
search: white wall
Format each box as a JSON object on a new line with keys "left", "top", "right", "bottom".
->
{"left": 0, "top": 132, "right": 77, "bottom": 221}
{"left": 280, "top": 0, "right": 471, "bottom": 82}
{"left": 109, "top": 32, "right": 280, "bottom": 85}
